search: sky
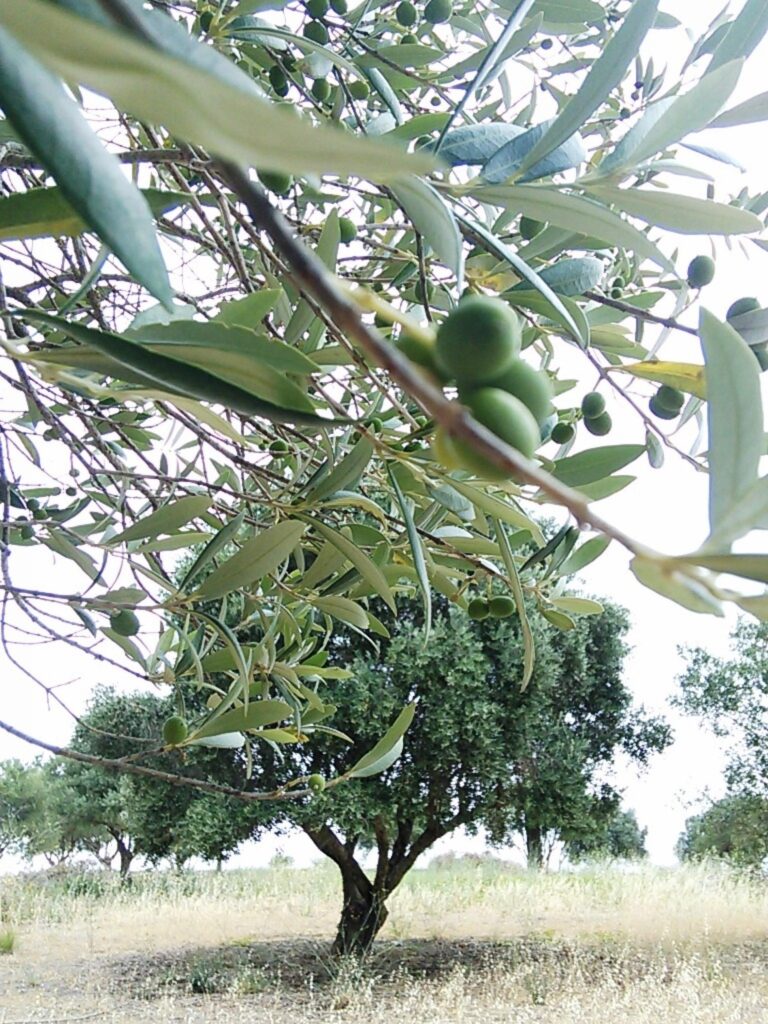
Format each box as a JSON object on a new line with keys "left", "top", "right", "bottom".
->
{"left": 1, "top": 0, "right": 767, "bottom": 872}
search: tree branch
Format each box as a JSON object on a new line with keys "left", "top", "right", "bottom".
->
{"left": 302, "top": 823, "right": 372, "bottom": 895}
{"left": 584, "top": 291, "right": 698, "bottom": 337}
{"left": 219, "top": 162, "right": 652, "bottom": 558}
{"left": 81, "top": 0, "right": 660, "bottom": 563}
{"left": 372, "top": 815, "right": 390, "bottom": 894}
{"left": 391, "top": 819, "right": 413, "bottom": 868}
{"left": 387, "top": 820, "right": 455, "bottom": 891}
{"left": 0, "top": 717, "right": 313, "bottom": 803}
{"left": 0, "top": 148, "right": 192, "bottom": 170}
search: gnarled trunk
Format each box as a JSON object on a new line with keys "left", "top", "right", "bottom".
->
{"left": 303, "top": 818, "right": 452, "bottom": 958}
{"left": 332, "top": 872, "right": 388, "bottom": 957}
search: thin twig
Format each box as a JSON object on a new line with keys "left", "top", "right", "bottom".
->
{"left": 584, "top": 290, "right": 698, "bottom": 337}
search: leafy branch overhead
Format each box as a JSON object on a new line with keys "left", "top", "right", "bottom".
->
{"left": 0, "top": 0, "right": 767, "bottom": 792}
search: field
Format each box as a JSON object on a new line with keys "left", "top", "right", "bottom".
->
{"left": 1, "top": 859, "right": 767, "bottom": 1023}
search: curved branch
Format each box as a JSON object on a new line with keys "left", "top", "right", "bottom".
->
{"left": 0, "top": 717, "right": 311, "bottom": 802}
{"left": 220, "top": 163, "right": 653, "bottom": 559}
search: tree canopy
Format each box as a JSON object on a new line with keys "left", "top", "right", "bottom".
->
{"left": 245, "top": 594, "right": 668, "bottom": 950}
{"left": 0, "top": 1, "right": 767, "bottom": 795}
{"left": 566, "top": 806, "right": 648, "bottom": 863}
{"left": 675, "top": 618, "right": 768, "bottom": 798}
{"left": 677, "top": 793, "right": 768, "bottom": 870}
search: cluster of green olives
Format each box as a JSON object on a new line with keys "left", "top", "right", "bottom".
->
{"left": 263, "top": 0, "right": 452, "bottom": 115}
{"left": 580, "top": 391, "right": 612, "bottom": 436}
{"left": 396, "top": 0, "right": 453, "bottom": 27}
{"left": 420, "top": 296, "right": 554, "bottom": 478}
{"left": 467, "top": 595, "right": 516, "bottom": 620}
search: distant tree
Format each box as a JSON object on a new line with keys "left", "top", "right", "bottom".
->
{"left": 0, "top": 758, "right": 95, "bottom": 865}
{"left": 675, "top": 619, "right": 768, "bottom": 797}
{"left": 566, "top": 807, "right": 648, "bottom": 863}
{"left": 677, "top": 794, "right": 768, "bottom": 870}
{"left": 240, "top": 597, "right": 669, "bottom": 955}
{"left": 0, "top": 759, "right": 53, "bottom": 860}
{"left": 65, "top": 686, "right": 256, "bottom": 872}
{"left": 54, "top": 762, "right": 136, "bottom": 877}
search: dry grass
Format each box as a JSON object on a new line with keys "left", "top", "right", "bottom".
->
{"left": 1, "top": 860, "right": 767, "bottom": 1023}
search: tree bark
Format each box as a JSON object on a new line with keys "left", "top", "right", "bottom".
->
{"left": 303, "top": 824, "right": 390, "bottom": 957}
{"left": 332, "top": 870, "right": 389, "bottom": 957}
{"left": 526, "top": 825, "right": 543, "bottom": 870}
{"left": 303, "top": 818, "right": 458, "bottom": 957}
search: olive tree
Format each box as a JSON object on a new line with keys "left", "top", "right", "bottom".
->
{"left": 0, "top": 757, "right": 109, "bottom": 866}
{"left": 566, "top": 807, "right": 648, "bottom": 863}
{"left": 677, "top": 793, "right": 768, "bottom": 870}
{"left": 675, "top": 619, "right": 768, "bottom": 798}
{"left": 0, "top": 0, "right": 767, "bottom": 801}
{"left": 236, "top": 596, "right": 669, "bottom": 954}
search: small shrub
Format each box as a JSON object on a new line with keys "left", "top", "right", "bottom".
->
{"left": 186, "top": 952, "right": 231, "bottom": 994}
{"left": 0, "top": 927, "right": 16, "bottom": 954}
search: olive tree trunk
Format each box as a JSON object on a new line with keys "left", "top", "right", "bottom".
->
{"left": 332, "top": 871, "right": 389, "bottom": 957}
{"left": 304, "top": 818, "right": 453, "bottom": 958}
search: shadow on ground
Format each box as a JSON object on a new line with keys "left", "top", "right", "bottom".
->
{"left": 112, "top": 935, "right": 768, "bottom": 999}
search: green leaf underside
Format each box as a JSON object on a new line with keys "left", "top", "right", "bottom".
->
{"left": 305, "top": 438, "right": 375, "bottom": 503}
{"left": 313, "top": 595, "right": 370, "bottom": 629}
{"left": 553, "top": 445, "right": 645, "bottom": 487}
{"left": 192, "top": 699, "right": 294, "bottom": 739}
{"left": 474, "top": 185, "right": 672, "bottom": 270}
{"left": 391, "top": 176, "right": 464, "bottom": 287}
{"left": 705, "top": 476, "right": 768, "bottom": 551}
{"left": 389, "top": 466, "right": 432, "bottom": 642}
{"left": 512, "top": 0, "right": 659, "bottom": 176}
{"left": 348, "top": 703, "right": 416, "bottom": 777}
{"left": 0, "top": 186, "right": 191, "bottom": 240}
{"left": 304, "top": 517, "right": 396, "bottom": 611}
{"left": 213, "top": 289, "right": 282, "bottom": 329}
{"left": 21, "top": 312, "right": 333, "bottom": 425}
{"left": 179, "top": 509, "right": 246, "bottom": 591}
{"left": 676, "top": 553, "right": 768, "bottom": 585}
{"left": 128, "top": 320, "right": 320, "bottom": 375}
{"left": 631, "top": 556, "right": 723, "bottom": 615}
{"left": 598, "top": 61, "right": 742, "bottom": 176}
{"left": 109, "top": 495, "right": 212, "bottom": 545}
{"left": 588, "top": 185, "right": 762, "bottom": 235}
{"left": 711, "top": 89, "right": 768, "bottom": 128}
{"left": 494, "top": 519, "right": 535, "bottom": 688}
{"left": 559, "top": 535, "right": 611, "bottom": 575}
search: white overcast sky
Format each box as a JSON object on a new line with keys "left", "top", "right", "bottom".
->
{"left": 1, "top": 0, "right": 767, "bottom": 870}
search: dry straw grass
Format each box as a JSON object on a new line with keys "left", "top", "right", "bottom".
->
{"left": 1, "top": 859, "right": 767, "bottom": 1023}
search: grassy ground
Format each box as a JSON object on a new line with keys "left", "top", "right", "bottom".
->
{"left": 1, "top": 859, "right": 767, "bottom": 1022}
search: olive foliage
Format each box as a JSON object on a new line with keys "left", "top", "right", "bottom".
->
{"left": 0, "top": 1, "right": 767, "bottom": 792}
{"left": 675, "top": 619, "right": 768, "bottom": 797}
